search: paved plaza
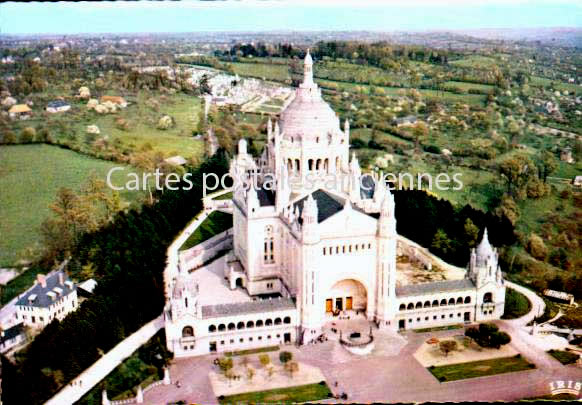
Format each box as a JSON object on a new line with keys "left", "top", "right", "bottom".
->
{"left": 143, "top": 319, "right": 582, "bottom": 404}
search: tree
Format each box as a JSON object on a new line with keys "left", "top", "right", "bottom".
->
{"left": 464, "top": 218, "right": 480, "bottom": 248}
{"left": 439, "top": 340, "right": 458, "bottom": 357}
{"left": 286, "top": 361, "right": 299, "bottom": 378}
{"left": 431, "top": 228, "right": 453, "bottom": 257}
{"left": 527, "top": 233, "right": 547, "bottom": 261}
{"left": 246, "top": 366, "right": 255, "bottom": 382}
{"left": 466, "top": 323, "right": 511, "bottom": 349}
{"left": 495, "top": 195, "right": 519, "bottom": 226}
{"left": 279, "top": 351, "right": 292, "bottom": 364}
{"left": 217, "top": 357, "right": 233, "bottom": 376}
{"left": 537, "top": 150, "right": 557, "bottom": 184}
{"left": 258, "top": 354, "right": 270, "bottom": 368}
{"left": 498, "top": 155, "right": 533, "bottom": 197}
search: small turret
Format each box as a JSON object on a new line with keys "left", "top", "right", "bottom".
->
{"left": 303, "top": 49, "right": 314, "bottom": 86}
{"left": 302, "top": 194, "right": 319, "bottom": 244}
{"left": 349, "top": 152, "right": 362, "bottom": 202}
{"left": 246, "top": 184, "right": 260, "bottom": 215}
{"left": 378, "top": 191, "right": 396, "bottom": 237}
{"left": 276, "top": 163, "right": 291, "bottom": 210}
{"left": 344, "top": 118, "right": 350, "bottom": 138}
{"left": 238, "top": 138, "right": 248, "bottom": 156}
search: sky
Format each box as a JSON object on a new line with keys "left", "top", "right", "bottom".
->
{"left": 0, "top": 0, "right": 580, "bottom": 35}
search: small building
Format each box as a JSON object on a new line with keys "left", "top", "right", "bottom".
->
{"left": 393, "top": 115, "right": 418, "bottom": 127}
{"left": 46, "top": 100, "right": 71, "bottom": 114}
{"left": 99, "top": 96, "right": 127, "bottom": 108}
{"left": 0, "top": 323, "right": 25, "bottom": 354}
{"left": 573, "top": 175, "right": 582, "bottom": 188}
{"left": 8, "top": 104, "right": 31, "bottom": 120}
{"left": 15, "top": 268, "right": 78, "bottom": 329}
{"left": 164, "top": 155, "right": 188, "bottom": 167}
{"left": 543, "top": 289, "right": 575, "bottom": 305}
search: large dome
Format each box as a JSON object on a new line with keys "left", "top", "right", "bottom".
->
{"left": 279, "top": 51, "right": 341, "bottom": 142}
{"left": 280, "top": 93, "right": 339, "bottom": 141}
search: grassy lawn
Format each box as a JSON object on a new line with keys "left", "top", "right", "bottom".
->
{"left": 502, "top": 288, "right": 532, "bottom": 320}
{"left": 428, "top": 355, "right": 535, "bottom": 382}
{"left": 179, "top": 211, "right": 233, "bottom": 251}
{"left": 0, "top": 144, "right": 146, "bottom": 266}
{"left": 224, "top": 345, "right": 279, "bottom": 357}
{"left": 443, "top": 81, "right": 495, "bottom": 92}
{"left": 71, "top": 92, "right": 205, "bottom": 159}
{"left": 218, "top": 382, "right": 332, "bottom": 404}
{"left": 230, "top": 62, "right": 291, "bottom": 82}
{"left": 1, "top": 266, "right": 46, "bottom": 305}
{"left": 547, "top": 350, "right": 580, "bottom": 365}
{"left": 413, "top": 324, "right": 463, "bottom": 333}
{"left": 530, "top": 76, "right": 580, "bottom": 94}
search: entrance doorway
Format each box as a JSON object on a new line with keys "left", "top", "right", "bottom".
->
{"left": 209, "top": 341, "right": 217, "bottom": 352}
{"left": 235, "top": 278, "right": 243, "bottom": 288}
{"left": 284, "top": 333, "right": 291, "bottom": 343}
{"left": 346, "top": 297, "right": 353, "bottom": 310}
{"left": 464, "top": 312, "right": 471, "bottom": 322}
{"left": 326, "top": 299, "right": 333, "bottom": 313}
{"left": 326, "top": 279, "right": 367, "bottom": 315}
{"left": 398, "top": 319, "right": 405, "bottom": 330}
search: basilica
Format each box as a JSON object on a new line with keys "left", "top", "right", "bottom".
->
{"left": 164, "top": 51, "right": 506, "bottom": 357}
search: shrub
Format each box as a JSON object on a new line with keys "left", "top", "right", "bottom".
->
{"left": 279, "top": 351, "right": 292, "bottom": 364}
{"left": 527, "top": 233, "right": 548, "bottom": 261}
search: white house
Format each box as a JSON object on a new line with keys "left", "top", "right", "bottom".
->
{"left": 15, "top": 267, "right": 78, "bottom": 329}
{"left": 46, "top": 100, "right": 71, "bottom": 113}
{"left": 0, "top": 323, "right": 26, "bottom": 354}
{"left": 165, "top": 51, "right": 506, "bottom": 357}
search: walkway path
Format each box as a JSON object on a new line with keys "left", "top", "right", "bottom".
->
{"left": 45, "top": 315, "right": 164, "bottom": 405}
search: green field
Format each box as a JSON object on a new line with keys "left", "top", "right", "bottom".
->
{"left": 230, "top": 62, "right": 291, "bottom": 82}
{"left": 443, "top": 81, "right": 495, "bottom": 92}
{"left": 428, "top": 355, "right": 535, "bottom": 382}
{"left": 530, "top": 76, "right": 580, "bottom": 94}
{"left": 449, "top": 55, "right": 499, "bottom": 68}
{"left": 218, "top": 382, "right": 332, "bottom": 404}
{"left": 0, "top": 144, "right": 146, "bottom": 266}
{"left": 179, "top": 211, "right": 233, "bottom": 251}
{"left": 316, "top": 79, "right": 487, "bottom": 105}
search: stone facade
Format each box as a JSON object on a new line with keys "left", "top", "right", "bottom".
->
{"left": 165, "top": 51, "right": 506, "bottom": 357}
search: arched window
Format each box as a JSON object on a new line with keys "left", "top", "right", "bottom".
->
{"left": 424, "top": 301, "right": 431, "bottom": 308}
{"left": 266, "top": 319, "right": 273, "bottom": 326}
{"left": 415, "top": 302, "right": 422, "bottom": 309}
{"left": 256, "top": 320, "right": 264, "bottom": 327}
{"left": 218, "top": 324, "right": 226, "bottom": 332}
{"left": 237, "top": 321, "right": 245, "bottom": 329}
{"left": 246, "top": 321, "right": 254, "bottom": 328}
{"left": 464, "top": 296, "right": 471, "bottom": 304}
{"left": 456, "top": 297, "right": 463, "bottom": 304}
{"left": 399, "top": 304, "right": 406, "bottom": 311}
{"left": 295, "top": 159, "right": 300, "bottom": 173}
{"left": 182, "top": 326, "right": 194, "bottom": 338}
{"left": 228, "top": 323, "right": 235, "bottom": 331}
{"left": 283, "top": 316, "right": 291, "bottom": 324}
{"left": 274, "top": 317, "right": 282, "bottom": 325}
{"left": 448, "top": 298, "right": 455, "bottom": 305}
{"left": 308, "top": 159, "right": 314, "bottom": 171}
{"left": 208, "top": 325, "right": 216, "bottom": 333}
{"left": 440, "top": 299, "right": 447, "bottom": 306}
{"left": 483, "top": 292, "right": 493, "bottom": 303}
{"left": 264, "top": 226, "right": 274, "bottom": 264}
{"left": 407, "top": 303, "right": 414, "bottom": 310}
{"left": 432, "top": 300, "right": 439, "bottom": 307}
